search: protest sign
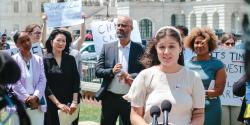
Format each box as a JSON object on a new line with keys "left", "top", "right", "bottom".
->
{"left": 91, "top": 20, "right": 142, "bottom": 55}
{"left": 44, "top": 0, "right": 84, "bottom": 27}
{"left": 91, "top": 21, "right": 117, "bottom": 55}
{"left": 212, "top": 48, "right": 245, "bottom": 106}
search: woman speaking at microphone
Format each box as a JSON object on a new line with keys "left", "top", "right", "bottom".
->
{"left": 124, "top": 26, "right": 205, "bottom": 125}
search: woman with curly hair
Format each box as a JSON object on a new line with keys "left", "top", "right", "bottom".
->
{"left": 185, "top": 27, "right": 227, "bottom": 125}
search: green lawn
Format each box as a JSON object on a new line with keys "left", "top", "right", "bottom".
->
{"left": 0, "top": 102, "right": 102, "bottom": 123}
{"left": 79, "top": 102, "right": 101, "bottom": 122}
{"left": 1, "top": 102, "right": 122, "bottom": 124}
{"left": 79, "top": 102, "right": 120, "bottom": 125}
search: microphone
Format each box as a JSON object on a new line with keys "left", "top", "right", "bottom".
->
{"left": 161, "top": 100, "right": 172, "bottom": 125}
{"left": 150, "top": 105, "right": 161, "bottom": 125}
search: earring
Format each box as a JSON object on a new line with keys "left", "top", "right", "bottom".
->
{"left": 179, "top": 53, "right": 182, "bottom": 56}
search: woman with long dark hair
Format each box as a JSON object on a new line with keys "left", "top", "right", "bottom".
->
{"left": 43, "top": 29, "right": 80, "bottom": 125}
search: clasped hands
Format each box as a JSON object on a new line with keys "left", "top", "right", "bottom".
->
{"left": 25, "top": 95, "right": 39, "bottom": 109}
{"left": 112, "top": 63, "right": 133, "bottom": 85}
{"left": 56, "top": 102, "right": 78, "bottom": 115}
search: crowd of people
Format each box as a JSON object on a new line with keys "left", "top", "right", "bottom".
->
{"left": 0, "top": 12, "right": 84, "bottom": 125}
{"left": 0, "top": 10, "right": 249, "bottom": 125}
{"left": 94, "top": 16, "right": 247, "bottom": 125}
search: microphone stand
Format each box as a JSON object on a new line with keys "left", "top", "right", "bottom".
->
{"left": 152, "top": 115, "right": 158, "bottom": 125}
{"left": 163, "top": 111, "right": 168, "bottom": 125}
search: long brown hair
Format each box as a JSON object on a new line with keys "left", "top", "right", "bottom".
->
{"left": 140, "top": 26, "right": 184, "bottom": 68}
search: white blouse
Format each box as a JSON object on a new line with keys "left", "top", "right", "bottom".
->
{"left": 124, "top": 66, "right": 205, "bottom": 125}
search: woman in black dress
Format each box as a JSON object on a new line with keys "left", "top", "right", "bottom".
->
{"left": 43, "top": 29, "right": 80, "bottom": 125}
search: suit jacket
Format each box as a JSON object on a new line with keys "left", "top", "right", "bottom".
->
{"left": 11, "top": 53, "right": 47, "bottom": 112}
{"left": 95, "top": 41, "right": 144, "bottom": 97}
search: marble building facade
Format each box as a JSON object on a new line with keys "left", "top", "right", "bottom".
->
{"left": 0, "top": 0, "right": 245, "bottom": 40}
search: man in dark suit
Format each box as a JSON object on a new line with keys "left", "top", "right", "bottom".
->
{"left": 95, "top": 16, "right": 144, "bottom": 125}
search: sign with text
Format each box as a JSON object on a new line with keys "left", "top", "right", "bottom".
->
{"left": 91, "top": 20, "right": 142, "bottom": 56}
{"left": 212, "top": 48, "right": 245, "bottom": 106}
{"left": 44, "top": 0, "right": 84, "bottom": 27}
{"left": 91, "top": 21, "right": 118, "bottom": 56}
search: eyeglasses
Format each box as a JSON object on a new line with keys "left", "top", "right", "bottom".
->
{"left": 225, "top": 42, "right": 235, "bottom": 46}
{"left": 32, "top": 32, "right": 41, "bottom": 35}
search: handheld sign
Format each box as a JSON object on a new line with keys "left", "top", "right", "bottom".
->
{"left": 91, "top": 19, "right": 142, "bottom": 56}
{"left": 91, "top": 21, "right": 117, "bottom": 56}
{"left": 44, "top": 0, "right": 84, "bottom": 27}
{"left": 212, "top": 48, "right": 245, "bottom": 106}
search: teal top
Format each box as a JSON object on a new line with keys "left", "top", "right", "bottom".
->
{"left": 186, "top": 57, "right": 224, "bottom": 90}
{"left": 187, "top": 56, "right": 225, "bottom": 125}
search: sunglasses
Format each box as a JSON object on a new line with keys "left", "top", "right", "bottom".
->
{"left": 225, "top": 42, "right": 235, "bottom": 46}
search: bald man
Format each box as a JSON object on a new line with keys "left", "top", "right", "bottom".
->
{"left": 95, "top": 16, "right": 144, "bottom": 125}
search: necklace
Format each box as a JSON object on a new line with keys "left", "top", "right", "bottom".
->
{"left": 26, "top": 60, "right": 30, "bottom": 70}
{"left": 21, "top": 53, "right": 32, "bottom": 70}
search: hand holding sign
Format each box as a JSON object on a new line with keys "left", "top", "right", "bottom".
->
{"left": 42, "top": 14, "right": 47, "bottom": 22}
